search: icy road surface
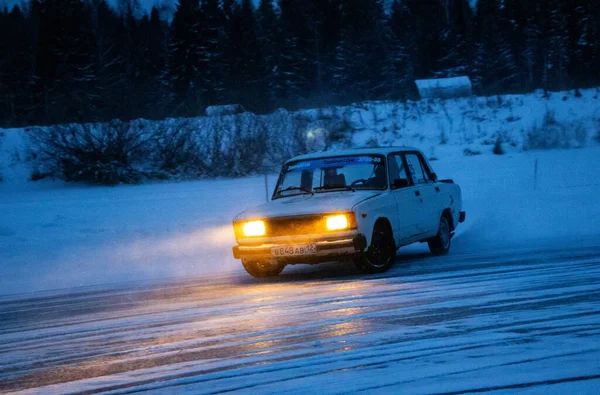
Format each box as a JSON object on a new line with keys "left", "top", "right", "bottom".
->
{"left": 1, "top": 237, "right": 600, "bottom": 394}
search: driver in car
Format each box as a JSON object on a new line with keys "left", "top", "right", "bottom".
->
{"left": 365, "top": 163, "right": 386, "bottom": 188}
{"left": 323, "top": 167, "right": 346, "bottom": 189}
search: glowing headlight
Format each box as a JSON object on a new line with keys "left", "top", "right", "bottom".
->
{"left": 326, "top": 215, "right": 349, "bottom": 231}
{"left": 243, "top": 220, "right": 266, "bottom": 237}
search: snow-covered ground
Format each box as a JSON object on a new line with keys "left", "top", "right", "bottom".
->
{"left": 0, "top": 88, "right": 598, "bottom": 297}
{"left": 1, "top": 89, "right": 600, "bottom": 392}
{"left": 1, "top": 204, "right": 599, "bottom": 393}
{"left": 1, "top": 145, "right": 599, "bottom": 296}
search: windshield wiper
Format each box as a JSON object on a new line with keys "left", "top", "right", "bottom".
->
{"left": 275, "top": 186, "right": 314, "bottom": 196}
{"left": 313, "top": 185, "right": 356, "bottom": 192}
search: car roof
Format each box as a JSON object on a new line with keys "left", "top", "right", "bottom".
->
{"left": 287, "top": 147, "right": 421, "bottom": 163}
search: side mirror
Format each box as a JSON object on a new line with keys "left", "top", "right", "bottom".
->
{"left": 393, "top": 178, "right": 409, "bottom": 189}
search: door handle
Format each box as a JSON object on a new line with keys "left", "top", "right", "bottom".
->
{"left": 435, "top": 187, "right": 440, "bottom": 192}
{"left": 415, "top": 190, "right": 420, "bottom": 197}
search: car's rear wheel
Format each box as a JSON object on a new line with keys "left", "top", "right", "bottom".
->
{"left": 241, "top": 259, "right": 285, "bottom": 278}
{"left": 428, "top": 215, "right": 451, "bottom": 256}
{"left": 355, "top": 222, "right": 396, "bottom": 274}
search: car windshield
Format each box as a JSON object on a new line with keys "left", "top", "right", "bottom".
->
{"left": 274, "top": 155, "right": 387, "bottom": 198}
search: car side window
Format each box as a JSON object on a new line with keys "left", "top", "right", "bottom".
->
{"left": 418, "top": 154, "right": 435, "bottom": 182}
{"left": 405, "top": 154, "right": 431, "bottom": 184}
{"left": 389, "top": 154, "right": 409, "bottom": 189}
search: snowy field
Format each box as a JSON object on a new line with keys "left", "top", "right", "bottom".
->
{"left": 1, "top": 146, "right": 599, "bottom": 296}
{"left": 0, "top": 147, "right": 599, "bottom": 393}
{"left": 1, "top": 88, "right": 600, "bottom": 392}
{"left": 1, "top": 88, "right": 599, "bottom": 185}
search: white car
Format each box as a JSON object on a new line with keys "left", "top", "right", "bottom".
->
{"left": 232, "top": 147, "right": 465, "bottom": 278}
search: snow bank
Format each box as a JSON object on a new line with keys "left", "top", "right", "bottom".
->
{"left": 1, "top": 88, "right": 598, "bottom": 186}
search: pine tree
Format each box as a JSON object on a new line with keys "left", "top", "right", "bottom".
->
{"left": 565, "top": 0, "right": 600, "bottom": 88}
{"left": 303, "top": 0, "right": 343, "bottom": 106}
{"left": 136, "top": 6, "right": 168, "bottom": 119}
{"left": 539, "top": 0, "right": 569, "bottom": 91}
{"left": 519, "top": 0, "right": 544, "bottom": 91}
{"left": 89, "top": 0, "right": 126, "bottom": 120}
{"left": 503, "top": 0, "right": 536, "bottom": 91}
{"left": 119, "top": 5, "right": 142, "bottom": 119}
{"left": 388, "top": 0, "right": 417, "bottom": 100}
{"left": 34, "top": 0, "right": 97, "bottom": 124}
{"left": 272, "top": 0, "right": 314, "bottom": 108}
{"left": 402, "top": 0, "right": 447, "bottom": 79}
{"left": 333, "top": 0, "right": 389, "bottom": 102}
{"left": 437, "top": 0, "right": 473, "bottom": 78}
{"left": 472, "top": 0, "right": 519, "bottom": 94}
{"left": 256, "top": 0, "right": 278, "bottom": 109}
{"left": 0, "top": 6, "right": 32, "bottom": 126}
{"left": 198, "top": 0, "right": 226, "bottom": 105}
{"left": 168, "top": 0, "right": 202, "bottom": 116}
{"left": 593, "top": 0, "right": 600, "bottom": 85}
{"left": 221, "top": 0, "right": 234, "bottom": 20}
{"left": 222, "top": 0, "right": 264, "bottom": 111}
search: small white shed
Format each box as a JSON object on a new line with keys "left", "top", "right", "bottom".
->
{"left": 205, "top": 104, "right": 247, "bottom": 117}
{"left": 415, "top": 76, "right": 473, "bottom": 100}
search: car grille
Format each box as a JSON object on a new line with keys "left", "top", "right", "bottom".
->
{"left": 266, "top": 215, "right": 326, "bottom": 237}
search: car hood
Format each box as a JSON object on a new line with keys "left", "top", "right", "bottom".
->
{"left": 235, "top": 191, "right": 381, "bottom": 221}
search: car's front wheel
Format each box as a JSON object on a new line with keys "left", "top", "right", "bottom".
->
{"left": 428, "top": 215, "right": 451, "bottom": 256}
{"left": 355, "top": 222, "right": 396, "bottom": 274}
{"left": 241, "top": 259, "right": 285, "bottom": 278}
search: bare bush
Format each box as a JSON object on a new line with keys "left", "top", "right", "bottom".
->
{"left": 30, "top": 120, "right": 149, "bottom": 185}
{"left": 226, "top": 117, "right": 268, "bottom": 177}
{"left": 463, "top": 148, "right": 481, "bottom": 156}
{"left": 197, "top": 115, "right": 270, "bottom": 177}
{"left": 323, "top": 117, "right": 353, "bottom": 149}
{"left": 525, "top": 111, "right": 588, "bottom": 150}
{"left": 572, "top": 123, "right": 588, "bottom": 147}
{"left": 264, "top": 109, "right": 302, "bottom": 165}
{"left": 493, "top": 136, "right": 504, "bottom": 155}
{"left": 151, "top": 121, "right": 203, "bottom": 177}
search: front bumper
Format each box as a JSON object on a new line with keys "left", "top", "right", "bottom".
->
{"left": 233, "top": 233, "right": 367, "bottom": 264}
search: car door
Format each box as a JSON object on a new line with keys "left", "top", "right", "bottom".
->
{"left": 419, "top": 155, "right": 448, "bottom": 233}
{"left": 387, "top": 153, "right": 421, "bottom": 244}
{"left": 404, "top": 153, "right": 439, "bottom": 236}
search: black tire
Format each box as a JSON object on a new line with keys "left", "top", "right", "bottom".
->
{"left": 428, "top": 215, "right": 451, "bottom": 256}
{"left": 355, "top": 222, "right": 396, "bottom": 274}
{"left": 242, "top": 259, "right": 285, "bottom": 278}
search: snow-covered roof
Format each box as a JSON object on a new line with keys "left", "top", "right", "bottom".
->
{"left": 288, "top": 147, "right": 420, "bottom": 163}
{"left": 205, "top": 104, "right": 246, "bottom": 117}
{"left": 415, "top": 76, "right": 473, "bottom": 99}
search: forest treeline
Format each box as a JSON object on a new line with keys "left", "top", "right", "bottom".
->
{"left": 1, "top": 0, "right": 599, "bottom": 127}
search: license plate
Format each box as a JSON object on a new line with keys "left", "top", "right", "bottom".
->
{"left": 272, "top": 244, "right": 317, "bottom": 257}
